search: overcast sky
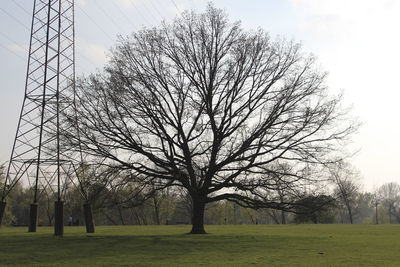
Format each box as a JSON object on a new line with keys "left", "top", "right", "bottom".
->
{"left": 1, "top": 0, "right": 399, "bottom": 191}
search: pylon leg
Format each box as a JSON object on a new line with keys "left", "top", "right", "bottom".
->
{"left": 0, "top": 201, "right": 6, "bottom": 226}
{"left": 54, "top": 201, "right": 64, "bottom": 236}
{"left": 28, "top": 203, "right": 38, "bottom": 232}
{"left": 84, "top": 203, "right": 95, "bottom": 233}
{"left": 3, "top": 0, "right": 78, "bottom": 237}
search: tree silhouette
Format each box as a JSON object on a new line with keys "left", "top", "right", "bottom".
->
{"left": 65, "top": 5, "right": 357, "bottom": 233}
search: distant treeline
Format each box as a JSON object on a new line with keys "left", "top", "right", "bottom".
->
{"left": 1, "top": 179, "right": 399, "bottom": 227}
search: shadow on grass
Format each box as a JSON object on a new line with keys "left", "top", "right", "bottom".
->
{"left": 3, "top": 225, "right": 398, "bottom": 266}
{"left": 0, "top": 229, "right": 325, "bottom": 266}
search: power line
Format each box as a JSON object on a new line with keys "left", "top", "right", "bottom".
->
{"left": 109, "top": 1, "right": 139, "bottom": 32}
{"left": 76, "top": 5, "right": 114, "bottom": 42}
{"left": 148, "top": 0, "right": 165, "bottom": 20}
{"left": 0, "top": 30, "right": 28, "bottom": 62}
{"left": 94, "top": 2, "right": 125, "bottom": 34}
{"left": 0, "top": 43, "right": 25, "bottom": 62}
{"left": 170, "top": 0, "right": 182, "bottom": 14}
{"left": 0, "top": 7, "right": 30, "bottom": 31}
{"left": 127, "top": 0, "right": 153, "bottom": 26}
{"left": 140, "top": 1, "right": 161, "bottom": 23}
{"left": 76, "top": 51, "right": 100, "bottom": 69}
{"left": 154, "top": 0, "right": 174, "bottom": 14}
{"left": 11, "top": 0, "right": 31, "bottom": 16}
{"left": 185, "top": 0, "right": 197, "bottom": 11}
{"left": 0, "top": 31, "right": 27, "bottom": 52}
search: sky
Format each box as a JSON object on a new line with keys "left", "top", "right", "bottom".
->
{"left": 1, "top": 0, "right": 399, "bottom": 191}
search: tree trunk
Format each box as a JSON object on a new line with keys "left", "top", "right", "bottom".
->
{"left": 142, "top": 210, "right": 148, "bottom": 225}
{"left": 281, "top": 210, "right": 286, "bottom": 224}
{"left": 133, "top": 210, "right": 141, "bottom": 225}
{"left": 0, "top": 201, "right": 6, "bottom": 226}
{"left": 233, "top": 203, "right": 237, "bottom": 225}
{"left": 28, "top": 203, "right": 38, "bottom": 232}
{"left": 348, "top": 209, "right": 353, "bottom": 224}
{"left": 190, "top": 198, "right": 206, "bottom": 234}
{"left": 117, "top": 204, "right": 125, "bottom": 225}
{"left": 54, "top": 201, "right": 64, "bottom": 236}
{"left": 84, "top": 203, "right": 95, "bottom": 233}
{"left": 346, "top": 203, "right": 353, "bottom": 224}
{"left": 375, "top": 202, "right": 378, "bottom": 224}
{"left": 153, "top": 197, "right": 160, "bottom": 225}
{"left": 46, "top": 196, "right": 51, "bottom": 226}
{"left": 339, "top": 210, "right": 344, "bottom": 224}
{"left": 268, "top": 209, "right": 280, "bottom": 224}
{"left": 105, "top": 213, "right": 118, "bottom": 225}
{"left": 279, "top": 194, "right": 286, "bottom": 224}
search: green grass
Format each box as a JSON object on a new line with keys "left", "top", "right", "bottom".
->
{"left": 0, "top": 224, "right": 399, "bottom": 266}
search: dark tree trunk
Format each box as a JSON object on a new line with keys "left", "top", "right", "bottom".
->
{"left": 279, "top": 194, "right": 286, "bottom": 224}
{"left": 339, "top": 210, "right": 344, "bottom": 224}
{"left": 141, "top": 208, "right": 148, "bottom": 225}
{"left": 0, "top": 201, "right": 6, "bottom": 226}
{"left": 105, "top": 213, "right": 118, "bottom": 225}
{"left": 345, "top": 203, "right": 353, "bottom": 224}
{"left": 46, "top": 196, "right": 54, "bottom": 226}
{"left": 268, "top": 209, "right": 280, "bottom": 224}
{"left": 281, "top": 210, "right": 286, "bottom": 224}
{"left": 233, "top": 203, "right": 237, "bottom": 224}
{"left": 117, "top": 204, "right": 125, "bottom": 225}
{"left": 312, "top": 213, "right": 318, "bottom": 224}
{"left": 84, "top": 203, "right": 95, "bottom": 233}
{"left": 29, "top": 203, "right": 38, "bottom": 232}
{"left": 133, "top": 210, "right": 141, "bottom": 225}
{"left": 54, "top": 201, "right": 64, "bottom": 236}
{"left": 348, "top": 209, "right": 353, "bottom": 224}
{"left": 245, "top": 208, "right": 256, "bottom": 224}
{"left": 153, "top": 197, "right": 160, "bottom": 225}
{"left": 375, "top": 202, "right": 378, "bottom": 224}
{"left": 190, "top": 199, "right": 206, "bottom": 234}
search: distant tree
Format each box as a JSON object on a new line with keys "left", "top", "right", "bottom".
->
{"left": 0, "top": 165, "right": 6, "bottom": 225}
{"left": 40, "top": 188, "right": 57, "bottom": 226}
{"left": 265, "top": 208, "right": 283, "bottom": 224}
{"left": 204, "top": 201, "right": 226, "bottom": 224}
{"left": 391, "top": 203, "right": 400, "bottom": 223}
{"left": 260, "top": 163, "right": 300, "bottom": 224}
{"left": 104, "top": 177, "right": 154, "bottom": 225}
{"left": 0, "top": 165, "right": 16, "bottom": 226}
{"left": 0, "top": 164, "right": 4, "bottom": 193}
{"left": 64, "top": 5, "right": 357, "bottom": 233}
{"left": 143, "top": 185, "right": 177, "bottom": 225}
{"left": 371, "top": 188, "right": 381, "bottom": 224}
{"left": 73, "top": 164, "right": 116, "bottom": 232}
{"left": 170, "top": 191, "right": 192, "bottom": 224}
{"left": 329, "top": 161, "right": 361, "bottom": 224}
{"left": 378, "top": 182, "right": 400, "bottom": 223}
{"left": 294, "top": 194, "right": 337, "bottom": 224}
{"left": 352, "top": 192, "right": 374, "bottom": 224}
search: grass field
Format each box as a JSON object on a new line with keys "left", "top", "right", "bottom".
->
{"left": 0, "top": 224, "right": 399, "bottom": 266}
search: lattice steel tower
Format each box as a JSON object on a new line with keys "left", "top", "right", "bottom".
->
{"left": 0, "top": 0, "right": 78, "bottom": 236}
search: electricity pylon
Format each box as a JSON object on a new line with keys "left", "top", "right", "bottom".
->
{"left": 0, "top": 0, "right": 79, "bottom": 236}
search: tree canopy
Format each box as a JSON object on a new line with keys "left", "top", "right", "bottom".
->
{"left": 65, "top": 5, "right": 357, "bottom": 233}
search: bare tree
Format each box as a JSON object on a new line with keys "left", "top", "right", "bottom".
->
{"left": 329, "top": 161, "right": 361, "bottom": 224}
{"left": 0, "top": 165, "right": 7, "bottom": 226}
{"left": 392, "top": 202, "right": 400, "bottom": 223}
{"left": 64, "top": 5, "right": 357, "bottom": 233}
{"left": 378, "top": 182, "right": 400, "bottom": 223}
{"left": 371, "top": 188, "right": 381, "bottom": 224}
{"left": 72, "top": 163, "right": 114, "bottom": 233}
{"left": 260, "top": 163, "right": 303, "bottom": 224}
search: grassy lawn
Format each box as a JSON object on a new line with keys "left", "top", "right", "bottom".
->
{"left": 0, "top": 224, "right": 399, "bottom": 266}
